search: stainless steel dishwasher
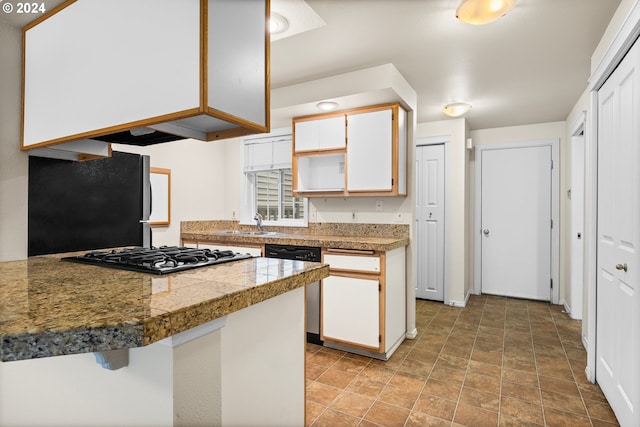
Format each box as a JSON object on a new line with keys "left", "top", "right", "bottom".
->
{"left": 264, "top": 244, "right": 323, "bottom": 345}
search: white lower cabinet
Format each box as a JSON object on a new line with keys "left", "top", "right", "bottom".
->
{"left": 322, "top": 275, "right": 380, "bottom": 348}
{"left": 321, "top": 247, "right": 406, "bottom": 360}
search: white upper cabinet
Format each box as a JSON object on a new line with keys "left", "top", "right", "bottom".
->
{"left": 347, "top": 109, "right": 393, "bottom": 192}
{"left": 292, "top": 103, "right": 408, "bottom": 197}
{"left": 294, "top": 115, "right": 346, "bottom": 152}
{"left": 22, "top": 0, "right": 269, "bottom": 153}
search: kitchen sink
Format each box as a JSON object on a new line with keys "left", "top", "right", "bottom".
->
{"left": 213, "top": 230, "right": 280, "bottom": 236}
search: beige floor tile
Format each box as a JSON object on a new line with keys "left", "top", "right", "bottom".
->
{"left": 316, "top": 367, "right": 356, "bottom": 389}
{"left": 502, "top": 367, "right": 539, "bottom": 387}
{"left": 430, "top": 364, "right": 466, "bottom": 383}
{"left": 500, "top": 395, "right": 544, "bottom": 425}
{"left": 541, "top": 389, "right": 588, "bottom": 416}
{"left": 397, "top": 357, "right": 434, "bottom": 378}
{"left": 307, "top": 381, "right": 342, "bottom": 406}
{"left": 464, "top": 370, "right": 501, "bottom": 394}
{"left": 311, "top": 408, "right": 360, "bottom": 427}
{"left": 543, "top": 407, "right": 591, "bottom": 427}
{"left": 305, "top": 295, "right": 617, "bottom": 427}
{"left": 377, "top": 383, "right": 420, "bottom": 409}
{"left": 363, "top": 400, "right": 410, "bottom": 427}
{"left": 584, "top": 398, "right": 620, "bottom": 424}
{"left": 459, "top": 385, "right": 500, "bottom": 412}
{"left": 470, "top": 348, "right": 503, "bottom": 366}
{"left": 434, "top": 353, "right": 469, "bottom": 371}
{"left": 413, "top": 392, "right": 457, "bottom": 421}
{"left": 468, "top": 359, "right": 501, "bottom": 377}
{"left": 500, "top": 380, "right": 542, "bottom": 404}
{"left": 406, "top": 410, "right": 453, "bottom": 427}
{"left": 358, "top": 363, "right": 395, "bottom": 383}
{"left": 329, "top": 390, "right": 374, "bottom": 418}
{"left": 344, "top": 375, "right": 385, "bottom": 399}
{"left": 387, "top": 371, "right": 426, "bottom": 393}
{"left": 306, "top": 362, "right": 328, "bottom": 381}
{"left": 453, "top": 402, "right": 498, "bottom": 427}
{"left": 332, "top": 356, "right": 369, "bottom": 374}
{"left": 306, "top": 400, "right": 325, "bottom": 426}
{"left": 422, "top": 378, "right": 463, "bottom": 401}
{"left": 538, "top": 374, "right": 581, "bottom": 397}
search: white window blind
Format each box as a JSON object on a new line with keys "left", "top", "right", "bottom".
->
{"left": 242, "top": 130, "right": 306, "bottom": 226}
{"left": 243, "top": 135, "right": 292, "bottom": 172}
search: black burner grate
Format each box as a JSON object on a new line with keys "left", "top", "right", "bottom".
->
{"left": 63, "top": 246, "right": 253, "bottom": 275}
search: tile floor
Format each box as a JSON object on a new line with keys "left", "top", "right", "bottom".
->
{"left": 305, "top": 295, "right": 620, "bottom": 427}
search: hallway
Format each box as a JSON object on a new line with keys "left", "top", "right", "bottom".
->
{"left": 306, "top": 295, "right": 619, "bottom": 426}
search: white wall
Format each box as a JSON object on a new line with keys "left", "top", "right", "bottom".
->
{"left": 112, "top": 140, "right": 228, "bottom": 247}
{"left": 0, "top": 23, "right": 28, "bottom": 262}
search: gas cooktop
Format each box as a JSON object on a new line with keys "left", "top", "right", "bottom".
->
{"left": 62, "top": 246, "right": 253, "bottom": 275}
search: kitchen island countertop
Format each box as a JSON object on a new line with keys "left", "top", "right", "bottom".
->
{"left": 0, "top": 253, "right": 328, "bottom": 362}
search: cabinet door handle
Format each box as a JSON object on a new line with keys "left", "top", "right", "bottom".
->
{"left": 325, "top": 248, "right": 376, "bottom": 255}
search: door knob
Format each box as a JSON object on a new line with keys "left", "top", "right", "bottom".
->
{"left": 616, "top": 263, "right": 628, "bottom": 272}
{"left": 482, "top": 229, "right": 490, "bottom": 235}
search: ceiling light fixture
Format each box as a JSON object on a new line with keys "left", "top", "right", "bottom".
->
{"left": 456, "top": 0, "right": 516, "bottom": 25}
{"left": 270, "top": 12, "right": 290, "bottom": 34}
{"left": 442, "top": 102, "right": 472, "bottom": 117}
{"left": 316, "top": 101, "right": 339, "bottom": 111}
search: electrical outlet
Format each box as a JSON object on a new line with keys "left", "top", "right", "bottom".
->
{"left": 231, "top": 210, "right": 237, "bottom": 219}
{"left": 351, "top": 210, "right": 358, "bottom": 221}
{"left": 376, "top": 200, "right": 383, "bottom": 212}
{"left": 310, "top": 208, "right": 317, "bottom": 221}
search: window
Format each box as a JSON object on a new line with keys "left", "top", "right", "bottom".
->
{"left": 242, "top": 130, "right": 307, "bottom": 227}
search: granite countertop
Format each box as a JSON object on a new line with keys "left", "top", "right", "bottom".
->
{"left": 181, "top": 221, "right": 410, "bottom": 252}
{"left": 0, "top": 253, "right": 328, "bottom": 362}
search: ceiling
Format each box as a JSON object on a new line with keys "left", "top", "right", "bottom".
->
{"left": 2, "top": 0, "right": 621, "bottom": 130}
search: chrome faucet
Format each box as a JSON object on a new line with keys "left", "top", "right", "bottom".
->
{"left": 254, "top": 213, "right": 263, "bottom": 231}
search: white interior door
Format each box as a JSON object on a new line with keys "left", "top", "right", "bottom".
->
{"left": 596, "top": 37, "right": 640, "bottom": 427}
{"left": 415, "top": 144, "right": 445, "bottom": 301}
{"left": 480, "top": 146, "right": 552, "bottom": 300}
{"left": 570, "top": 134, "right": 585, "bottom": 320}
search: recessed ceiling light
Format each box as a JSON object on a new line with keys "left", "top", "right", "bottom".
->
{"left": 443, "top": 102, "right": 472, "bottom": 117}
{"left": 317, "top": 101, "right": 339, "bottom": 111}
{"left": 270, "top": 12, "right": 290, "bottom": 34}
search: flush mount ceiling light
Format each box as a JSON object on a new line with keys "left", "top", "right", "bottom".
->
{"left": 456, "top": 0, "right": 516, "bottom": 25}
{"left": 317, "top": 101, "right": 339, "bottom": 111}
{"left": 270, "top": 12, "right": 290, "bottom": 34}
{"left": 443, "top": 102, "right": 472, "bottom": 117}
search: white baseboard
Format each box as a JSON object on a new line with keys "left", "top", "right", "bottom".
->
{"left": 405, "top": 328, "right": 418, "bottom": 339}
{"left": 447, "top": 289, "right": 471, "bottom": 308}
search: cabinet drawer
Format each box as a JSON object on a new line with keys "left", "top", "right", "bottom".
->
{"left": 324, "top": 253, "right": 380, "bottom": 273}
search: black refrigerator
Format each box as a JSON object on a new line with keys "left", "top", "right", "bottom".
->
{"left": 28, "top": 151, "right": 152, "bottom": 256}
